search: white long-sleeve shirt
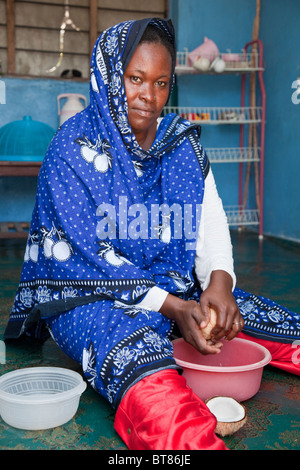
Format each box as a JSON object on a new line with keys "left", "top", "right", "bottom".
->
{"left": 137, "top": 167, "right": 236, "bottom": 312}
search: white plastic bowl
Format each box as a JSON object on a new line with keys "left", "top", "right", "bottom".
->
{"left": 0, "top": 367, "right": 86, "bottom": 430}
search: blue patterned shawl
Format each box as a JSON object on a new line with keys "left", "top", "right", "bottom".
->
{"left": 5, "top": 18, "right": 209, "bottom": 340}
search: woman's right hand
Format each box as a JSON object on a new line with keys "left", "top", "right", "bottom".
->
{"left": 159, "top": 294, "right": 223, "bottom": 355}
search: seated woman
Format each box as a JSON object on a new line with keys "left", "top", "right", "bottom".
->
{"left": 4, "top": 18, "right": 299, "bottom": 450}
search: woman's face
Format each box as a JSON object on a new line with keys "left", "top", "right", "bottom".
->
{"left": 124, "top": 41, "right": 172, "bottom": 150}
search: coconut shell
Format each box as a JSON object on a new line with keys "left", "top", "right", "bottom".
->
{"left": 202, "top": 307, "right": 218, "bottom": 340}
{"left": 215, "top": 414, "right": 247, "bottom": 437}
{"left": 206, "top": 396, "right": 247, "bottom": 437}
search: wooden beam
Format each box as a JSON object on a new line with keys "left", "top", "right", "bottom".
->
{"left": 164, "top": 0, "right": 169, "bottom": 17}
{"left": 6, "top": 0, "right": 15, "bottom": 74}
{"left": 0, "top": 221, "right": 30, "bottom": 239}
{"left": 89, "top": 0, "right": 98, "bottom": 58}
{"left": 0, "top": 161, "right": 41, "bottom": 176}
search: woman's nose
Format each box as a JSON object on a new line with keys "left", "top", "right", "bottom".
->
{"left": 139, "top": 83, "right": 155, "bottom": 103}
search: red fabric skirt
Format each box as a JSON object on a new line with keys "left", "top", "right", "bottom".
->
{"left": 114, "top": 369, "right": 227, "bottom": 450}
{"left": 237, "top": 332, "right": 300, "bottom": 376}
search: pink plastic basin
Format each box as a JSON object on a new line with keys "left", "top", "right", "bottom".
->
{"left": 172, "top": 337, "right": 272, "bottom": 402}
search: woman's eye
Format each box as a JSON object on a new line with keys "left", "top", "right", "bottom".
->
{"left": 131, "top": 76, "right": 141, "bottom": 84}
{"left": 156, "top": 81, "right": 167, "bottom": 88}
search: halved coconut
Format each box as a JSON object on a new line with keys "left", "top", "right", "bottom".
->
{"left": 202, "top": 307, "right": 217, "bottom": 340}
{"left": 206, "top": 396, "right": 247, "bottom": 436}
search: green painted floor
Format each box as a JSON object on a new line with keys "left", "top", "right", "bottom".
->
{"left": 0, "top": 230, "right": 299, "bottom": 451}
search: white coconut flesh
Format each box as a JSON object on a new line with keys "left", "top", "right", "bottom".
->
{"left": 206, "top": 396, "right": 247, "bottom": 436}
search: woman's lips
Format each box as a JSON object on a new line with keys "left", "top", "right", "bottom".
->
{"left": 132, "top": 108, "right": 154, "bottom": 118}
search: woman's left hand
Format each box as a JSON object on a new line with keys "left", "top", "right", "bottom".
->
{"left": 199, "top": 270, "right": 244, "bottom": 342}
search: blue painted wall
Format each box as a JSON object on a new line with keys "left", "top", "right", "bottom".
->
{"left": 0, "top": 78, "right": 89, "bottom": 222}
{"left": 169, "top": 0, "right": 300, "bottom": 243}
{"left": 0, "top": 77, "right": 89, "bottom": 129}
{"left": 259, "top": 0, "right": 300, "bottom": 242}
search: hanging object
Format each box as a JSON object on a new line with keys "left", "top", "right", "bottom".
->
{"left": 57, "top": 94, "right": 87, "bottom": 126}
{"left": 47, "top": 0, "right": 81, "bottom": 73}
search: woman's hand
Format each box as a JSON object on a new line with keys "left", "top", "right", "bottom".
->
{"left": 159, "top": 270, "right": 244, "bottom": 355}
{"left": 199, "top": 270, "right": 244, "bottom": 342}
{"left": 160, "top": 294, "right": 223, "bottom": 355}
